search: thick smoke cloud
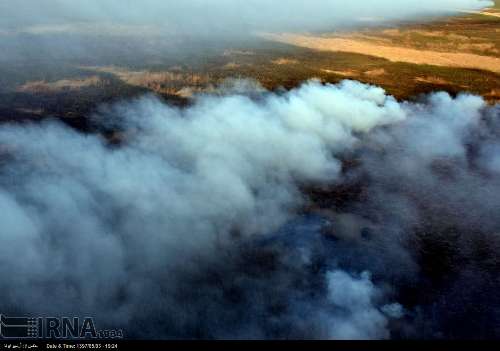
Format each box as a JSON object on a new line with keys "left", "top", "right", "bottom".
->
{"left": 0, "top": 79, "right": 499, "bottom": 339}
{"left": 346, "top": 94, "right": 500, "bottom": 339}
{"left": 0, "top": 80, "right": 405, "bottom": 338}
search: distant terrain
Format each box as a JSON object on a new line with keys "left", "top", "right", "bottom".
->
{"left": 265, "top": 1, "right": 500, "bottom": 102}
{"left": 0, "top": 1, "right": 499, "bottom": 129}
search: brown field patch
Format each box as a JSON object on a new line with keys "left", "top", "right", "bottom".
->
{"left": 223, "top": 49, "right": 255, "bottom": 56}
{"left": 263, "top": 33, "right": 500, "bottom": 74}
{"left": 321, "top": 69, "right": 359, "bottom": 77}
{"left": 272, "top": 57, "right": 300, "bottom": 65}
{"left": 82, "top": 66, "right": 211, "bottom": 96}
{"left": 414, "top": 76, "right": 451, "bottom": 85}
{"left": 381, "top": 29, "right": 401, "bottom": 36}
{"left": 224, "top": 62, "right": 241, "bottom": 69}
{"left": 458, "top": 42, "right": 498, "bottom": 53}
{"left": 460, "top": 10, "right": 500, "bottom": 18}
{"left": 17, "top": 76, "right": 105, "bottom": 93}
{"left": 364, "top": 68, "right": 386, "bottom": 77}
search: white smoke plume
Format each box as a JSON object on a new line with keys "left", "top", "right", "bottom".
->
{"left": 0, "top": 79, "right": 499, "bottom": 339}
{"left": 327, "top": 270, "right": 403, "bottom": 340}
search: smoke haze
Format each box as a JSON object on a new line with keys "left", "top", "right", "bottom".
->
{"left": 0, "top": 0, "right": 493, "bottom": 64}
{"left": 1, "top": 0, "right": 493, "bottom": 32}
